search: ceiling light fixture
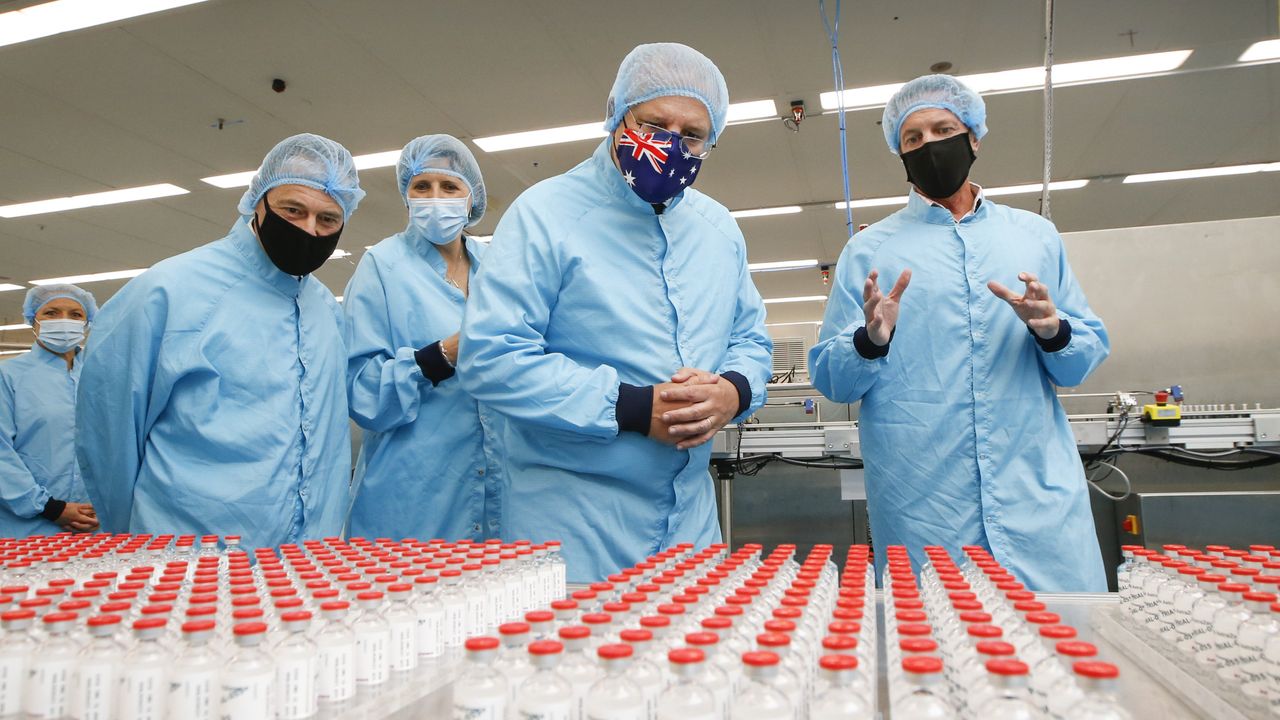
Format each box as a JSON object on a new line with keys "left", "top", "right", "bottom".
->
{"left": 29, "top": 269, "right": 147, "bottom": 286}
{"left": 820, "top": 49, "right": 1191, "bottom": 110}
{"left": 0, "top": 350, "right": 29, "bottom": 356}
{"left": 201, "top": 148, "right": 404, "bottom": 190}
{"left": 834, "top": 196, "right": 908, "bottom": 210}
{"left": 0, "top": 284, "right": 24, "bottom": 292}
{"left": 731, "top": 206, "right": 803, "bottom": 219}
{"left": 765, "top": 320, "right": 824, "bottom": 327}
{"left": 0, "top": 183, "right": 188, "bottom": 219}
{"left": 749, "top": 259, "right": 820, "bottom": 273}
{"left": 0, "top": 0, "right": 211, "bottom": 49}
{"left": 982, "top": 179, "right": 1090, "bottom": 196}
{"left": 329, "top": 249, "right": 352, "bottom": 260}
{"left": 1239, "top": 39, "right": 1280, "bottom": 63}
{"left": 1122, "top": 162, "right": 1280, "bottom": 184}
{"left": 200, "top": 170, "right": 257, "bottom": 189}
{"left": 763, "top": 295, "right": 828, "bottom": 305}
{"left": 0, "top": 323, "right": 32, "bottom": 331}
{"left": 473, "top": 100, "right": 778, "bottom": 153}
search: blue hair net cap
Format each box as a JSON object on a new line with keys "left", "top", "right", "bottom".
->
{"left": 236, "top": 133, "right": 366, "bottom": 220}
{"left": 605, "top": 42, "right": 730, "bottom": 143}
{"left": 396, "top": 135, "right": 487, "bottom": 226}
{"left": 23, "top": 284, "right": 98, "bottom": 324}
{"left": 882, "top": 74, "right": 988, "bottom": 154}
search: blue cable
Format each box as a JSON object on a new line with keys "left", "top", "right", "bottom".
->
{"left": 820, "top": 0, "right": 854, "bottom": 238}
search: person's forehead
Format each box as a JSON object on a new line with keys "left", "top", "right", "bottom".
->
{"left": 900, "top": 106, "right": 964, "bottom": 133}
{"left": 409, "top": 171, "right": 464, "bottom": 186}
{"left": 270, "top": 183, "right": 343, "bottom": 213}
{"left": 40, "top": 297, "right": 85, "bottom": 313}
{"left": 633, "top": 96, "right": 711, "bottom": 128}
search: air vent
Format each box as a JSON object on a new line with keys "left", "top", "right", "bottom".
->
{"left": 771, "top": 336, "right": 809, "bottom": 380}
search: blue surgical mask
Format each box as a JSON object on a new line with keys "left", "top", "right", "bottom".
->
{"left": 614, "top": 127, "right": 703, "bottom": 205}
{"left": 37, "top": 319, "right": 86, "bottom": 353}
{"left": 406, "top": 197, "right": 470, "bottom": 246}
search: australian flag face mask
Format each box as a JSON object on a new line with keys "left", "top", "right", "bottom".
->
{"left": 614, "top": 127, "right": 703, "bottom": 205}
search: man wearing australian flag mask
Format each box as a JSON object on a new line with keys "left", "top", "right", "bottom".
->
{"left": 459, "top": 42, "right": 772, "bottom": 583}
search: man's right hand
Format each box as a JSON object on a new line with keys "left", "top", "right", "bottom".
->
{"left": 649, "top": 382, "right": 694, "bottom": 445}
{"left": 864, "top": 268, "right": 912, "bottom": 346}
{"left": 57, "top": 502, "right": 99, "bottom": 532}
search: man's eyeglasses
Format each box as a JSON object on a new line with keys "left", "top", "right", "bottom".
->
{"left": 626, "top": 110, "right": 714, "bottom": 159}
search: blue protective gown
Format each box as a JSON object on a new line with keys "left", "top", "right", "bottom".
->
{"left": 75, "top": 220, "right": 351, "bottom": 548}
{"left": 459, "top": 139, "right": 773, "bottom": 583}
{"left": 343, "top": 234, "right": 503, "bottom": 541}
{"left": 809, "top": 190, "right": 1109, "bottom": 592}
{"left": 0, "top": 344, "right": 89, "bottom": 537}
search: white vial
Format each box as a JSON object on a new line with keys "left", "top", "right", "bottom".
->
{"left": 0, "top": 609, "right": 38, "bottom": 716}
{"left": 314, "top": 601, "right": 356, "bottom": 704}
{"left": 452, "top": 637, "right": 507, "bottom": 720}
{"left": 973, "top": 659, "right": 1039, "bottom": 720}
{"left": 729, "top": 650, "right": 795, "bottom": 720}
{"left": 655, "top": 648, "right": 717, "bottom": 720}
{"left": 219, "top": 622, "right": 274, "bottom": 720}
{"left": 516, "top": 640, "right": 574, "bottom": 720}
{"left": 1067, "top": 662, "right": 1133, "bottom": 720}
{"left": 118, "top": 618, "right": 170, "bottom": 720}
{"left": 494, "top": 622, "right": 534, "bottom": 710}
{"left": 351, "top": 591, "right": 390, "bottom": 686}
{"left": 273, "top": 611, "right": 319, "bottom": 720}
{"left": 71, "top": 614, "right": 127, "bottom": 720}
{"left": 584, "top": 643, "right": 644, "bottom": 720}
{"left": 557, "top": 626, "right": 600, "bottom": 720}
{"left": 810, "top": 653, "right": 871, "bottom": 720}
{"left": 411, "top": 576, "right": 445, "bottom": 660}
{"left": 618, "top": 629, "right": 664, "bottom": 720}
{"left": 439, "top": 570, "right": 469, "bottom": 657}
{"left": 895, "top": 656, "right": 955, "bottom": 720}
{"left": 25, "top": 611, "right": 78, "bottom": 719}
{"left": 167, "top": 620, "right": 221, "bottom": 720}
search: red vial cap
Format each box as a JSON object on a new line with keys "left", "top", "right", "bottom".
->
{"left": 598, "top": 643, "right": 633, "bottom": 660}
{"left": 527, "top": 640, "right": 564, "bottom": 655}
{"left": 667, "top": 648, "right": 705, "bottom": 664}
{"left": 558, "top": 625, "right": 590, "bottom": 640}
{"left": 902, "top": 656, "right": 944, "bottom": 674}
{"left": 741, "top": 651, "right": 780, "bottom": 667}
{"left": 1073, "top": 661, "right": 1119, "bottom": 679}
{"left": 986, "top": 659, "right": 1029, "bottom": 676}
{"left": 465, "top": 637, "right": 500, "bottom": 651}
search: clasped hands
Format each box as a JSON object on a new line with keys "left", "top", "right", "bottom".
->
{"left": 863, "top": 269, "right": 1059, "bottom": 344}
{"left": 648, "top": 368, "right": 740, "bottom": 450}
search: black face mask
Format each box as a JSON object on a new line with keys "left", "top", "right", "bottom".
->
{"left": 900, "top": 132, "right": 976, "bottom": 200}
{"left": 251, "top": 191, "right": 343, "bottom": 276}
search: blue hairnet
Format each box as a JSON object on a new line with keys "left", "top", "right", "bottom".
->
{"left": 882, "top": 74, "right": 988, "bottom": 154}
{"left": 22, "top": 284, "right": 98, "bottom": 324}
{"left": 605, "top": 43, "right": 730, "bottom": 144}
{"left": 236, "top": 133, "right": 366, "bottom": 220}
{"left": 396, "top": 134, "right": 487, "bottom": 226}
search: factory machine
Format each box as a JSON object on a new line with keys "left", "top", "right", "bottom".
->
{"left": 710, "top": 383, "right": 1280, "bottom": 585}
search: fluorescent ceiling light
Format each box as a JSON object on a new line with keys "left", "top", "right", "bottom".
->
{"left": 0, "top": 0, "right": 211, "bottom": 48}
{"left": 1122, "top": 162, "right": 1280, "bottom": 184}
{"left": 834, "top": 196, "right": 908, "bottom": 210}
{"left": 352, "top": 150, "right": 400, "bottom": 171}
{"left": 0, "top": 284, "right": 24, "bottom": 292}
{"left": 731, "top": 205, "right": 802, "bottom": 219}
{"left": 763, "top": 295, "right": 828, "bottom": 305}
{"left": 820, "top": 49, "right": 1191, "bottom": 110}
{"left": 1239, "top": 39, "right": 1280, "bottom": 63}
{"left": 474, "top": 121, "right": 607, "bottom": 153}
{"left": 725, "top": 100, "right": 778, "bottom": 123}
{"left": 330, "top": 249, "right": 352, "bottom": 260}
{"left": 766, "top": 320, "right": 823, "bottom": 327}
{"left": 983, "top": 179, "right": 1090, "bottom": 197}
{"left": 0, "top": 323, "right": 32, "bottom": 331}
{"left": 201, "top": 170, "right": 257, "bottom": 189}
{"left": 0, "top": 350, "right": 28, "bottom": 356}
{"left": 749, "top": 259, "right": 820, "bottom": 273}
{"left": 474, "top": 100, "right": 778, "bottom": 153}
{"left": 0, "top": 183, "right": 188, "bottom": 219}
{"left": 30, "top": 269, "right": 146, "bottom": 286}
{"left": 334, "top": 296, "right": 343, "bottom": 303}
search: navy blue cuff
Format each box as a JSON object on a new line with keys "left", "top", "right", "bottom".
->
{"left": 40, "top": 498, "right": 66, "bottom": 523}
{"left": 414, "top": 341, "right": 456, "bottom": 386}
{"left": 617, "top": 383, "right": 653, "bottom": 436}
{"left": 1031, "top": 319, "right": 1071, "bottom": 353}
{"left": 720, "top": 371, "right": 751, "bottom": 418}
{"left": 853, "top": 326, "right": 893, "bottom": 360}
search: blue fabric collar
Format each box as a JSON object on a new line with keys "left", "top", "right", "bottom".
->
{"left": 590, "top": 138, "right": 688, "bottom": 214}
{"left": 904, "top": 186, "right": 989, "bottom": 226}
{"left": 229, "top": 218, "right": 303, "bottom": 298}
{"left": 404, "top": 233, "right": 483, "bottom": 282}
{"left": 28, "top": 340, "right": 80, "bottom": 375}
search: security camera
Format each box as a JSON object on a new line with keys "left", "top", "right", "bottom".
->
{"left": 272, "top": 78, "right": 287, "bottom": 93}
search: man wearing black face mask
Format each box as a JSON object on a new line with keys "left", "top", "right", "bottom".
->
{"left": 77, "top": 133, "right": 364, "bottom": 549}
{"left": 809, "top": 75, "right": 1111, "bottom": 593}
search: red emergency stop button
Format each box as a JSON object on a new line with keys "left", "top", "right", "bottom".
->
{"left": 1121, "top": 515, "right": 1140, "bottom": 535}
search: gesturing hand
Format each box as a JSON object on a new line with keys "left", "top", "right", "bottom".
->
{"left": 864, "top": 269, "right": 912, "bottom": 346}
{"left": 987, "top": 272, "right": 1059, "bottom": 339}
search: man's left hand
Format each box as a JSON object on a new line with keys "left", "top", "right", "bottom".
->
{"left": 987, "top": 272, "right": 1059, "bottom": 339}
{"left": 657, "top": 372, "right": 740, "bottom": 450}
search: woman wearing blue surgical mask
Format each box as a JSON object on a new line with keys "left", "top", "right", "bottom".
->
{"left": 341, "top": 134, "right": 504, "bottom": 541}
{"left": 0, "top": 284, "right": 99, "bottom": 536}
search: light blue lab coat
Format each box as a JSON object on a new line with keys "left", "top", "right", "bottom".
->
{"left": 0, "top": 344, "right": 89, "bottom": 537}
{"left": 75, "top": 220, "right": 351, "bottom": 548}
{"left": 810, "top": 190, "right": 1109, "bottom": 592}
{"left": 459, "top": 139, "right": 772, "bottom": 583}
{"left": 343, "top": 233, "right": 503, "bottom": 541}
